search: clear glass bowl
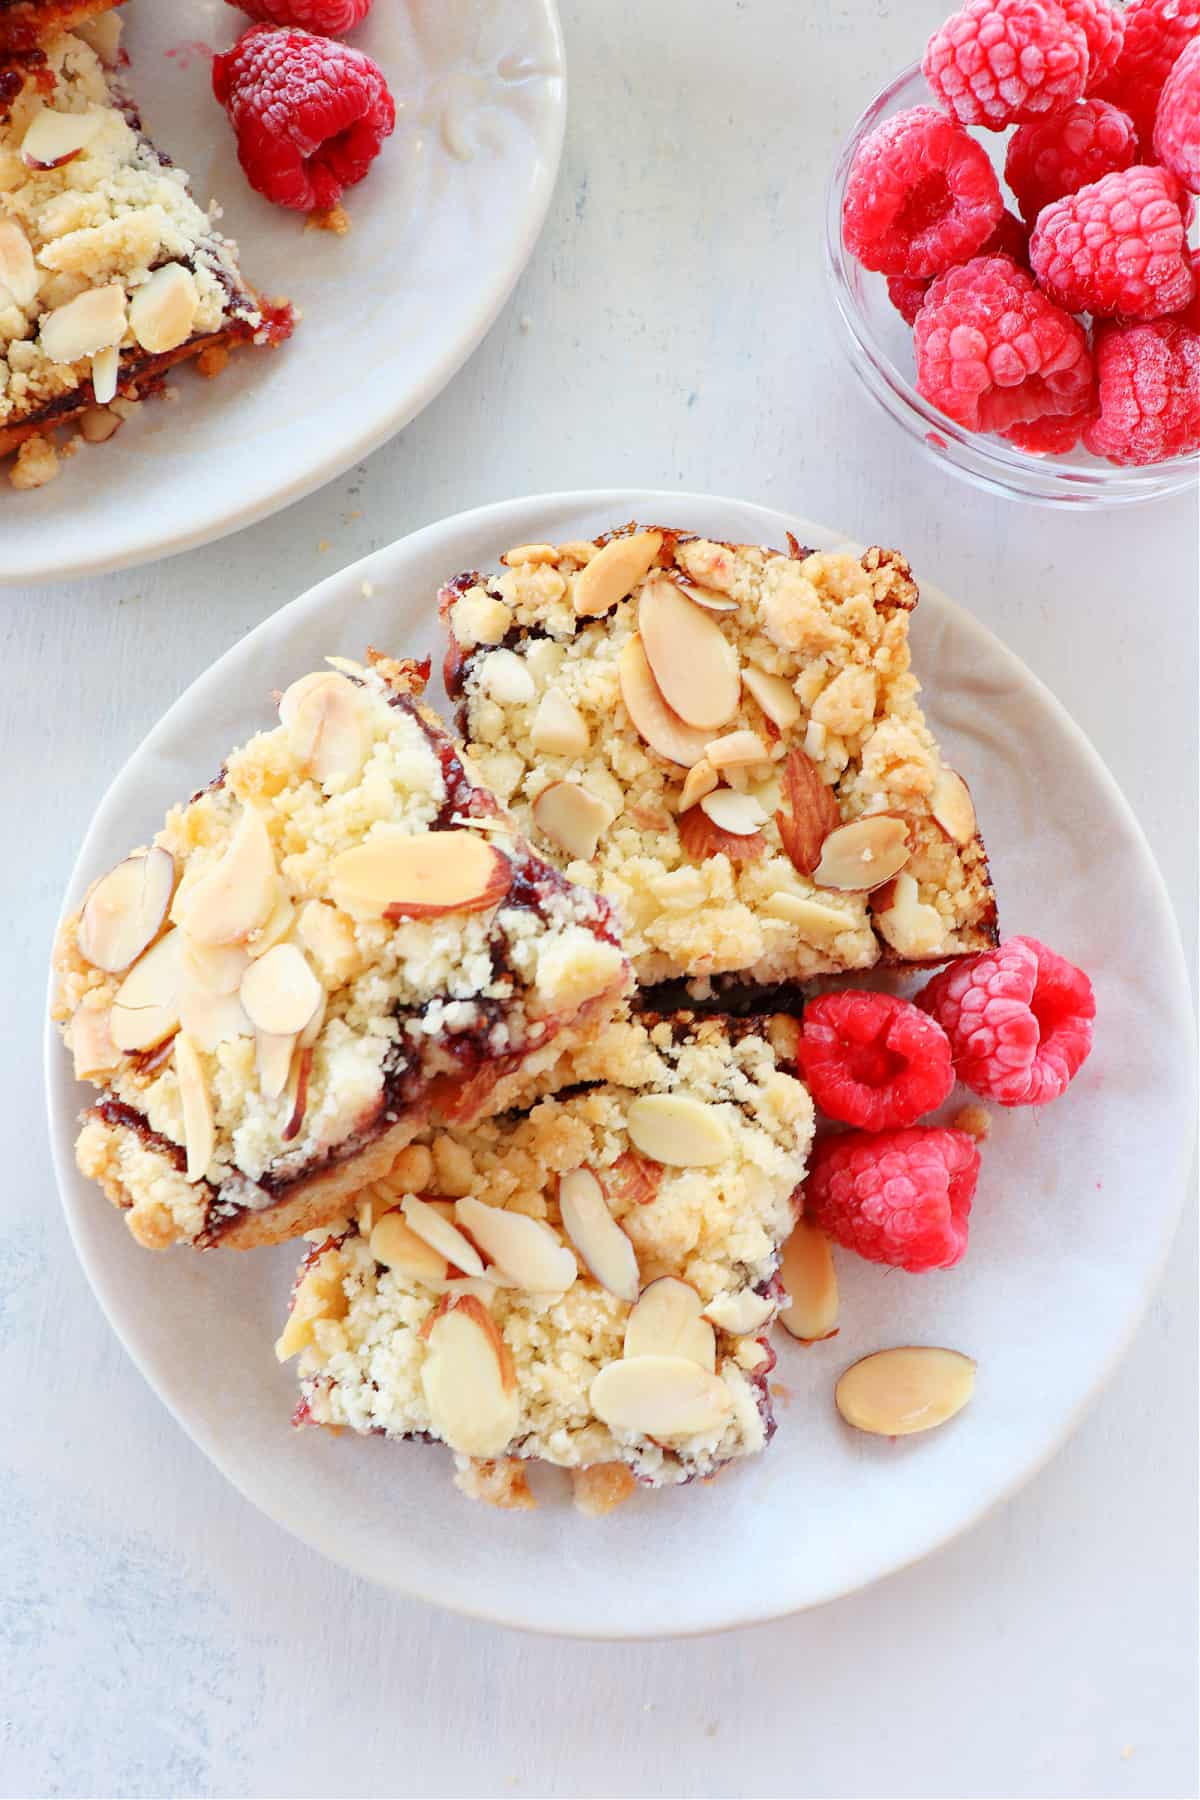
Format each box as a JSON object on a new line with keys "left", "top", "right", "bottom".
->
{"left": 825, "top": 63, "right": 1200, "bottom": 508}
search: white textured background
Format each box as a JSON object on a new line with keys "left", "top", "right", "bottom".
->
{"left": 4, "top": 1, "right": 1197, "bottom": 1796}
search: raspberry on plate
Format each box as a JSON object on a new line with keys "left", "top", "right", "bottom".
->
{"left": 884, "top": 209, "right": 1028, "bottom": 324}
{"left": 842, "top": 106, "right": 1004, "bottom": 278}
{"left": 917, "top": 936, "right": 1096, "bottom": 1106}
{"left": 1030, "top": 164, "right": 1196, "bottom": 319}
{"left": 225, "top": 0, "right": 372, "bottom": 28}
{"left": 804, "top": 1126, "right": 979, "bottom": 1272}
{"left": 795, "top": 992, "right": 954, "bottom": 1131}
{"left": 1094, "top": 0, "right": 1200, "bottom": 142}
{"left": 923, "top": 0, "right": 1090, "bottom": 130}
{"left": 1154, "top": 39, "right": 1200, "bottom": 194}
{"left": 212, "top": 25, "right": 396, "bottom": 212}
{"left": 1005, "top": 99, "right": 1138, "bottom": 225}
{"left": 1083, "top": 316, "right": 1200, "bottom": 463}
{"left": 914, "top": 254, "right": 1094, "bottom": 434}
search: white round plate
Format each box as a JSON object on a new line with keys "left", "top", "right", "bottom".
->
{"left": 2, "top": 0, "right": 565, "bottom": 584}
{"left": 45, "top": 491, "right": 1195, "bottom": 1638}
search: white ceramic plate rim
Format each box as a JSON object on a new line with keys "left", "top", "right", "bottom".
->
{"left": 44, "top": 489, "right": 1197, "bottom": 1638}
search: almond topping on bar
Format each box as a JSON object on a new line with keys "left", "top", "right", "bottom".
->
{"left": 455, "top": 1195, "right": 577, "bottom": 1294}
{"left": 129, "top": 263, "right": 200, "bottom": 355}
{"left": 109, "top": 928, "right": 182, "bottom": 1053}
{"left": 369, "top": 1210, "right": 449, "bottom": 1284}
{"left": 677, "top": 802, "right": 765, "bottom": 864}
{"left": 91, "top": 346, "right": 118, "bottom": 406}
{"left": 699, "top": 788, "right": 767, "bottom": 836}
{"left": 531, "top": 781, "right": 609, "bottom": 860}
{"left": 501, "top": 542, "right": 558, "bottom": 566}
{"left": 0, "top": 219, "right": 38, "bottom": 310}
{"left": 69, "top": 1005, "right": 120, "bottom": 1081}
{"left": 638, "top": 575, "right": 741, "bottom": 731}
{"left": 703, "top": 1289, "right": 774, "bottom": 1335}
{"left": 742, "top": 665, "right": 802, "bottom": 730}
{"left": 762, "top": 892, "right": 853, "bottom": 939}
{"left": 617, "top": 634, "right": 710, "bottom": 767}
{"left": 530, "top": 687, "right": 590, "bottom": 756}
{"left": 330, "top": 827, "right": 511, "bottom": 921}
{"left": 623, "top": 1276, "right": 716, "bottom": 1370}
{"left": 558, "top": 1168, "right": 640, "bottom": 1303}
{"left": 775, "top": 748, "right": 840, "bottom": 877}
{"left": 403, "top": 1194, "right": 487, "bottom": 1278}
{"left": 812, "top": 816, "right": 910, "bottom": 892}
{"left": 180, "top": 936, "right": 249, "bottom": 996}
{"left": 678, "top": 759, "right": 718, "bottom": 812}
{"left": 40, "top": 283, "right": 127, "bottom": 365}
{"left": 778, "top": 1219, "right": 839, "bottom": 1343}
{"left": 705, "top": 729, "right": 769, "bottom": 770}
{"left": 572, "top": 530, "right": 663, "bottom": 617}
{"left": 20, "top": 106, "right": 101, "bottom": 169}
{"left": 872, "top": 870, "right": 945, "bottom": 958}
{"left": 275, "top": 1250, "right": 348, "bottom": 1361}
{"left": 280, "top": 671, "right": 368, "bottom": 784}
{"left": 929, "top": 767, "right": 977, "bottom": 846}
{"left": 176, "top": 804, "right": 278, "bottom": 946}
{"left": 626, "top": 1093, "right": 731, "bottom": 1167}
{"left": 239, "top": 943, "right": 323, "bottom": 1037}
{"left": 178, "top": 980, "right": 251, "bottom": 1053}
{"left": 668, "top": 573, "right": 739, "bottom": 613}
{"left": 76, "top": 846, "right": 175, "bottom": 973}
{"left": 255, "top": 1030, "right": 295, "bottom": 1099}
{"left": 834, "top": 1346, "right": 975, "bottom": 1436}
{"left": 590, "top": 1354, "right": 732, "bottom": 1441}
{"left": 421, "top": 1297, "right": 520, "bottom": 1458}
{"left": 173, "top": 1032, "right": 214, "bottom": 1184}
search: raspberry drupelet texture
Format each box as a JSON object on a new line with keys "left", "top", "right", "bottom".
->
{"left": 224, "top": 0, "right": 373, "bottom": 28}
{"left": 885, "top": 209, "right": 1028, "bottom": 324}
{"left": 795, "top": 992, "right": 954, "bottom": 1131}
{"left": 1005, "top": 99, "right": 1139, "bottom": 224}
{"left": 1029, "top": 165, "right": 1196, "bottom": 319}
{"left": 917, "top": 935, "right": 1095, "bottom": 1106}
{"left": 1083, "top": 316, "right": 1200, "bottom": 463}
{"left": 914, "top": 254, "right": 1094, "bottom": 433}
{"left": 923, "top": 0, "right": 1090, "bottom": 130}
{"left": 804, "top": 1127, "right": 979, "bottom": 1272}
{"left": 1154, "top": 39, "right": 1200, "bottom": 194}
{"left": 1095, "top": 0, "right": 1200, "bottom": 142}
{"left": 842, "top": 106, "right": 1004, "bottom": 278}
{"left": 1003, "top": 404, "right": 1095, "bottom": 452}
{"left": 1060, "top": 0, "right": 1126, "bottom": 91}
{"left": 212, "top": 25, "right": 396, "bottom": 212}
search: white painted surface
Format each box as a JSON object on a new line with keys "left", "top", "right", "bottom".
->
{"left": 5, "top": 0, "right": 1196, "bottom": 1793}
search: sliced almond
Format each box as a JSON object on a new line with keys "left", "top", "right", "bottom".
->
{"left": 128, "top": 263, "right": 199, "bottom": 355}
{"left": 779, "top": 1219, "right": 839, "bottom": 1343}
{"left": 699, "top": 788, "right": 767, "bottom": 836}
{"left": 812, "top": 815, "right": 910, "bottom": 892}
{"left": 531, "top": 781, "right": 609, "bottom": 860}
{"left": 930, "top": 767, "right": 977, "bottom": 845}
{"left": 369, "top": 1210, "right": 448, "bottom": 1284}
{"left": 0, "top": 219, "right": 38, "bottom": 311}
{"left": 530, "top": 687, "right": 590, "bottom": 756}
{"left": 871, "top": 869, "right": 945, "bottom": 959}
{"left": 705, "top": 729, "right": 768, "bottom": 770}
{"left": 703, "top": 1289, "right": 775, "bottom": 1335}
{"left": 669, "top": 574, "right": 739, "bottom": 613}
{"left": 617, "top": 634, "right": 710, "bottom": 768}
{"left": 501, "top": 542, "right": 557, "bottom": 566}
{"left": 626, "top": 1092, "right": 730, "bottom": 1168}
{"left": 40, "top": 283, "right": 126, "bottom": 365}
{"left": 403, "top": 1194, "right": 486, "bottom": 1278}
{"left": 678, "top": 804, "right": 765, "bottom": 865}
{"left": 256, "top": 1030, "right": 295, "bottom": 1099}
{"left": 239, "top": 943, "right": 323, "bottom": 1037}
{"left": 834, "top": 1346, "right": 975, "bottom": 1437}
{"left": 558, "top": 1168, "right": 639, "bottom": 1303}
{"left": 179, "top": 935, "right": 249, "bottom": 996}
{"left": 20, "top": 106, "right": 100, "bottom": 168}
{"left": 178, "top": 979, "right": 251, "bottom": 1053}
{"left": 76, "top": 846, "right": 175, "bottom": 973}
{"left": 678, "top": 760, "right": 717, "bottom": 812}
{"left": 573, "top": 530, "right": 662, "bottom": 617}
{"left": 278, "top": 670, "right": 339, "bottom": 728}
{"left": 246, "top": 893, "right": 295, "bottom": 960}
{"left": 421, "top": 1296, "right": 519, "bottom": 1458}
{"left": 775, "top": 748, "right": 841, "bottom": 877}
{"left": 638, "top": 575, "right": 740, "bottom": 731}
{"left": 624, "top": 1277, "right": 715, "bottom": 1370}
{"left": 69, "top": 1006, "right": 120, "bottom": 1081}
{"left": 590, "top": 1354, "right": 732, "bottom": 1441}
{"left": 455, "top": 1194, "right": 577, "bottom": 1294}
{"left": 330, "top": 827, "right": 510, "bottom": 921}
{"left": 178, "top": 805, "right": 278, "bottom": 947}
{"left": 762, "top": 891, "right": 854, "bottom": 940}
{"left": 90, "top": 345, "right": 118, "bottom": 406}
{"left": 742, "top": 665, "right": 802, "bottom": 730}
{"left": 275, "top": 1249, "right": 347, "bottom": 1361}
{"left": 78, "top": 405, "right": 121, "bottom": 445}
{"left": 282, "top": 1044, "right": 313, "bottom": 1142}
{"left": 173, "top": 1032, "right": 214, "bottom": 1184}
{"left": 110, "top": 928, "right": 181, "bottom": 1053}
{"left": 477, "top": 648, "right": 536, "bottom": 706}
{"left": 285, "top": 673, "right": 368, "bottom": 784}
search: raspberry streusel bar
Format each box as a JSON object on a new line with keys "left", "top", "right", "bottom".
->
{"left": 280, "top": 1011, "right": 812, "bottom": 1505}
{"left": 52, "top": 655, "right": 628, "bottom": 1251}
{"left": 440, "top": 528, "right": 998, "bottom": 994}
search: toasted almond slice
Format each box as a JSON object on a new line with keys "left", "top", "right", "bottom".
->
{"left": 110, "top": 929, "right": 182, "bottom": 1052}
{"left": 573, "top": 530, "right": 662, "bottom": 616}
{"left": 834, "top": 1346, "right": 975, "bottom": 1437}
{"left": 77, "top": 846, "right": 175, "bottom": 973}
{"left": 703, "top": 1289, "right": 775, "bottom": 1335}
{"left": 558, "top": 1168, "right": 639, "bottom": 1303}
{"left": 173, "top": 1032, "right": 214, "bottom": 1183}
{"left": 455, "top": 1194, "right": 577, "bottom": 1294}
{"left": 778, "top": 1219, "right": 839, "bottom": 1343}
{"left": 617, "top": 634, "right": 710, "bottom": 767}
{"left": 776, "top": 747, "right": 841, "bottom": 877}
{"left": 705, "top": 729, "right": 769, "bottom": 769}
{"left": 128, "top": 263, "right": 198, "bottom": 355}
{"left": 742, "top": 665, "right": 802, "bottom": 730}
{"left": 239, "top": 942, "right": 323, "bottom": 1037}
{"left": 531, "top": 781, "right": 609, "bottom": 860}
{"left": 20, "top": 105, "right": 100, "bottom": 168}
{"left": 678, "top": 803, "right": 766, "bottom": 865}
{"left": 669, "top": 574, "right": 739, "bottom": 613}
{"left": 330, "top": 827, "right": 511, "bottom": 921}
{"left": 403, "top": 1194, "right": 486, "bottom": 1277}
{"left": 179, "top": 805, "right": 278, "bottom": 947}
{"left": 369, "top": 1211, "right": 448, "bottom": 1284}
{"left": 762, "top": 891, "right": 854, "bottom": 939}
{"left": 638, "top": 575, "right": 741, "bottom": 730}
{"left": 699, "top": 788, "right": 767, "bottom": 836}
{"left": 40, "top": 283, "right": 126, "bottom": 365}
{"left": 678, "top": 759, "right": 718, "bottom": 812}
{"left": 421, "top": 1295, "right": 519, "bottom": 1456}
{"left": 530, "top": 687, "right": 590, "bottom": 755}
{"left": 0, "top": 219, "right": 38, "bottom": 310}
{"left": 626, "top": 1092, "right": 731, "bottom": 1167}
{"left": 590, "top": 1354, "right": 732, "bottom": 1441}
{"left": 812, "top": 816, "right": 910, "bottom": 892}
{"left": 623, "top": 1276, "right": 715, "bottom": 1370}
{"left": 178, "top": 979, "right": 251, "bottom": 1053}
{"left": 69, "top": 1005, "right": 120, "bottom": 1081}
{"left": 91, "top": 345, "right": 118, "bottom": 406}
{"left": 255, "top": 1029, "right": 295, "bottom": 1099}
{"left": 179, "top": 935, "right": 249, "bottom": 995}
{"left": 286, "top": 674, "right": 368, "bottom": 784}
{"left": 501, "top": 542, "right": 557, "bottom": 566}
{"left": 871, "top": 869, "right": 945, "bottom": 958}
{"left": 930, "top": 767, "right": 977, "bottom": 845}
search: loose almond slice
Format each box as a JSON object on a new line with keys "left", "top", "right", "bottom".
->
{"left": 573, "top": 530, "right": 662, "bottom": 616}
{"left": 703, "top": 1289, "right": 775, "bottom": 1335}
{"left": 699, "top": 788, "right": 767, "bottom": 836}
{"left": 742, "top": 665, "right": 802, "bottom": 730}
{"left": 178, "top": 979, "right": 251, "bottom": 1053}
{"left": 590, "top": 1354, "right": 732, "bottom": 1441}
{"left": 778, "top": 1219, "right": 839, "bottom": 1343}
{"left": 639, "top": 575, "right": 741, "bottom": 730}
{"left": 617, "top": 635, "right": 710, "bottom": 767}
{"left": 21, "top": 106, "right": 100, "bottom": 168}
{"left": 530, "top": 687, "right": 590, "bottom": 755}
{"left": 256, "top": 1030, "right": 295, "bottom": 1099}
{"left": 558, "top": 1168, "right": 639, "bottom": 1303}
{"left": 403, "top": 1194, "right": 486, "bottom": 1278}
{"left": 421, "top": 1296, "right": 520, "bottom": 1457}
{"left": 705, "top": 729, "right": 769, "bottom": 769}
{"left": 775, "top": 748, "right": 841, "bottom": 877}
{"left": 812, "top": 816, "right": 910, "bottom": 892}
{"left": 239, "top": 942, "right": 323, "bottom": 1037}
{"left": 624, "top": 1277, "right": 716, "bottom": 1370}
{"left": 834, "top": 1346, "right": 975, "bottom": 1437}
{"left": 0, "top": 219, "right": 38, "bottom": 310}
{"left": 626, "top": 1093, "right": 731, "bottom": 1167}
{"left": 173, "top": 1032, "right": 215, "bottom": 1183}
{"left": 110, "top": 928, "right": 182, "bottom": 1052}
{"left": 285, "top": 674, "right": 369, "bottom": 784}
{"left": 40, "top": 284, "right": 126, "bottom": 365}
{"left": 455, "top": 1194, "right": 577, "bottom": 1294}
{"left": 369, "top": 1210, "right": 448, "bottom": 1284}
{"left": 69, "top": 1005, "right": 120, "bottom": 1081}
{"left": 178, "top": 805, "right": 278, "bottom": 947}
{"left": 76, "top": 846, "right": 175, "bottom": 973}
{"left": 531, "top": 781, "right": 609, "bottom": 860}
{"left": 330, "top": 827, "right": 511, "bottom": 921}
{"left": 678, "top": 760, "right": 717, "bottom": 812}
{"left": 179, "top": 935, "right": 249, "bottom": 996}
{"left": 128, "top": 263, "right": 199, "bottom": 355}
{"left": 762, "top": 891, "right": 854, "bottom": 940}
{"left": 930, "top": 767, "right": 977, "bottom": 845}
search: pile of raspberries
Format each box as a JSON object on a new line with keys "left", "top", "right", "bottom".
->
{"left": 842, "top": 0, "right": 1200, "bottom": 467}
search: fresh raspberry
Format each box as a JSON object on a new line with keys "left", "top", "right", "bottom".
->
{"left": 1059, "top": 0, "right": 1126, "bottom": 91}
{"left": 1154, "top": 39, "right": 1200, "bottom": 193}
{"left": 915, "top": 254, "right": 1094, "bottom": 433}
{"left": 923, "top": 0, "right": 1090, "bottom": 130}
{"left": 1003, "top": 403, "right": 1095, "bottom": 451}
{"left": 917, "top": 936, "right": 1095, "bottom": 1106}
{"left": 1082, "top": 315, "right": 1200, "bottom": 462}
{"left": 212, "top": 25, "right": 395, "bottom": 212}
{"left": 1005, "top": 99, "right": 1138, "bottom": 224}
{"left": 794, "top": 993, "right": 955, "bottom": 1131}
{"left": 842, "top": 106, "right": 1004, "bottom": 278}
{"left": 804, "top": 1127, "right": 979, "bottom": 1272}
{"left": 1030, "top": 165, "right": 1195, "bottom": 318}
{"left": 1095, "top": 0, "right": 1200, "bottom": 142}
{"left": 885, "top": 209, "right": 1027, "bottom": 324}
{"left": 224, "top": 0, "right": 372, "bottom": 29}
{"left": 887, "top": 274, "right": 932, "bottom": 324}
